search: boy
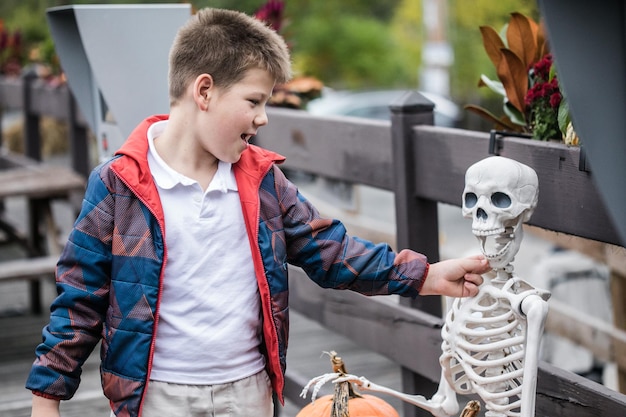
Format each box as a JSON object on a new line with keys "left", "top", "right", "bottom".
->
{"left": 27, "top": 8, "right": 489, "bottom": 417}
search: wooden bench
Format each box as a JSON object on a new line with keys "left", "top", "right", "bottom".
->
{"left": 0, "top": 161, "right": 86, "bottom": 200}
{"left": 0, "top": 255, "right": 58, "bottom": 283}
{"left": 0, "top": 152, "right": 85, "bottom": 313}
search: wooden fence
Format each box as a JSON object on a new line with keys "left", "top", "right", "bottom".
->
{"left": 2, "top": 75, "right": 626, "bottom": 417}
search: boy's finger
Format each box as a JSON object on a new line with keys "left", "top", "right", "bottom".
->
{"left": 463, "top": 280, "right": 481, "bottom": 297}
{"left": 464, "top": 273, "right": 484, "bottom": 286}
{"left": 460, "top": 257, "right": 489, "bottom": 273}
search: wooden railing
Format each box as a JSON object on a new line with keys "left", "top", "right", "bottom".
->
{"left": 254, "top": 95, "right": 626, "bottom": 417}
{"left": 2, "top": 75, "right": 626, "bottom": 417}
{"left": 0, "top": 73, "right": 90, "bottom": 177}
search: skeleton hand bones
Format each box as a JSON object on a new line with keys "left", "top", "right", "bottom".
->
{"left": 333, "top": 372, "right": 459, "bottom": 417}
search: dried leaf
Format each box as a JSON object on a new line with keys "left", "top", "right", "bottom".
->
{"left": 480, "top": 25, "right": 506, "bottom": 70}
{"left": 464, "top": 104, "right": 521, "bottom": 131}
{"left": 496, "top": 48, "right": 528, "bottom": 114}
{"left": 283, "top": 76, "right": 324, "bottom": 94}
{"left": 535, "top": 20, "right": 549, "bottom": 60}
{"left": 507, "top": 12, "right": 536, "bottom": 69}
{"left": 459, "top": 400, "right": 481, "bottom": 417}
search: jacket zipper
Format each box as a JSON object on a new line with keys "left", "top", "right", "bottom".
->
{"left": 253, "top": 166, "right": 285, "bottom": 403}
{"left": 110, "top": 165, "right": 166, "bottom": 417}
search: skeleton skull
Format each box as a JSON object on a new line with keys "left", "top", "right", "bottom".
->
{"left": 462, "top": 156, "right": 538, "bottom": 270}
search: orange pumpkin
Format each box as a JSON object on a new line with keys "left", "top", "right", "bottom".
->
{"left": 297, "top": 351, "right": 399, "bottom": 417}
{"left": 296, "top": 393, "right": 399, "bottom": 417}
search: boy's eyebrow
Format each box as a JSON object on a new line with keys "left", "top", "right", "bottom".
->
{"left": 252, "top": 91, "right": 272, "bottom": 101}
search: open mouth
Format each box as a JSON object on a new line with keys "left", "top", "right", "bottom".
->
{"left": 241, "top": 134, "right": 252, "bottom": 145}
{"left": 475, "top": 228, "right": 514, "bottom": 259}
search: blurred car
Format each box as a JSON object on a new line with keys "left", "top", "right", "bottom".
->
{"left": 306, "top": 88, "right": 460, "bottom": 127}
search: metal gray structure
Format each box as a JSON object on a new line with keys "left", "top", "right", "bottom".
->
{"left": 538, "top": 0, "right": 626, "bottom": 246}
{"left": 46, "top": 4, "right": 191, "bottom": 161}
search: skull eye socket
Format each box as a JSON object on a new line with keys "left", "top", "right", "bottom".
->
{"left": 464, "top": 192, "right": 478, "bottom": 208}
{"left": 491, "top": 192, "right": 511, "bottom": 208}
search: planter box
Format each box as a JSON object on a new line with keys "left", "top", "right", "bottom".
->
{"left": 409, "top": 125, "right": 621, "bottom": 246}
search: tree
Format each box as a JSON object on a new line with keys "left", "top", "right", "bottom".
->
{"left": 1, "top": 0, "right": 544, "bottom": 110}
{"left": 290, "top": 14, "right": 413, "bottom": 89}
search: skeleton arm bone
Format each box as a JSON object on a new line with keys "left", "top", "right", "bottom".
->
{"left": 519, "top": 294, "right": 549, "bottom": 417}
{"left": 334, "top": 369, "right": 459, "bottom": 417}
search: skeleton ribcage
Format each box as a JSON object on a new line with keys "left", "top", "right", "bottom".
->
{"left": 440, "top": 289, "right": 527, "bottom": 417}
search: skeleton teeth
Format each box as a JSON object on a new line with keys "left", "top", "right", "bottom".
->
{"left": 473, "top": 228, "right": 505, "bottom": 237}
{"left": 478, "top": 233, "right": 513, "bottom": 259}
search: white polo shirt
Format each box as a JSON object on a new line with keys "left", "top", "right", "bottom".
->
{"left": 146, "top": 120, "right": 264, "bottom": 384}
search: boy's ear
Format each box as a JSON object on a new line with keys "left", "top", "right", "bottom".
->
{"left": 193, "top": 73, "right": 214, "bottom": 111}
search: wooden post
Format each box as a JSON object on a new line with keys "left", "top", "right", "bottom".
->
{"left": 390, "top": 91, "right": 440, "bottom": 314}
{"left": 390, "top": 91, "right": 441, "bottom": 417}
{"left": 22, "top": 70, "right": 41, "bottom": 162}
{"left": 0, "top": 107, "right": 4, "bottom": 148}
{"left": 68, "top": 93, "right": 90, "bottom": 178}
{"left": 611, "top": 268, "right": 626, "bottom": 392}
{"left": 22, "top": 70, "right": 45, "bottom": 314}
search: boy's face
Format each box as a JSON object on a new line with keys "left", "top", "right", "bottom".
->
{"left": 201, "top": 68, "right": 275, "bottom": 163}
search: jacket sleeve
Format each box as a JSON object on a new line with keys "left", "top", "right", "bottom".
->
{"left": 26, "top": 166, "right": 114, "bottom": 400}
{"left": 269, "top": 166, "right": 428, "bottom": 298}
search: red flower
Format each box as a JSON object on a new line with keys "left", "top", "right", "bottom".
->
{"left": 549, "top": 92, "right": 562, "bottom": 108}
{"left": 254, "top": 0, "right": 284, "bottom": 33}
{"left": 531, "top": 53, "right": 553, "bottom": 81}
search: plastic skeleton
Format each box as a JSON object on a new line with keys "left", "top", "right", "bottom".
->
{"left": 324, "top": 156, "right": 551, "bottom": 417}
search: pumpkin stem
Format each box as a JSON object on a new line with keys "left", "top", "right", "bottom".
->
{"left": 324, "top": 351, "right": 363, "bottom": 417}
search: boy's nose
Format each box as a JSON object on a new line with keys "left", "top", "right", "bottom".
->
{"left": 255, "top": 109, "right": 269, "bottom": 126}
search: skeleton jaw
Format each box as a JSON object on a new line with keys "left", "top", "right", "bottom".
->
{"left": 475, "top": 227, "right": 512, "bottom": 258}
{"left": 474, "top": 225, "right": 521, "bottom": 270}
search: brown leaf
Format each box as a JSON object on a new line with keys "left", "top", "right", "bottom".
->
{"left": 535, "top": 20, "right": 550, "bottom": 60}
{"left": 283, "top": 76, "right": 324, "bottom": 94}
{"left": 480, "top": 25, "right": 506, "bottom": 70}
{"left": 464, "top": 104, "right": 522, "bottom": 131}
{"left": 507, "top": 12, "right": 537, "bottom": 69}
{"left": 496, "top": 48, "right": 528, "bottom": 114}
{"left": 459, "top": 400, "right": 481, "bottom": 417}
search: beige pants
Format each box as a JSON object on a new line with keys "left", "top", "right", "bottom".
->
{"left": 110, "top": 370, "right": 273, "bottom": 417}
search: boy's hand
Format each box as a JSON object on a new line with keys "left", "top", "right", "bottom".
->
{"left": 420, "top": 255, "right": 490, "bottom": 298}
{"left": 31, "top": 395, "right": 61, "bottom": 417}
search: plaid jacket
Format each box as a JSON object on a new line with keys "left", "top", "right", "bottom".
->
{"left": 26, "top": 115, "right": 429, "bottom": 417}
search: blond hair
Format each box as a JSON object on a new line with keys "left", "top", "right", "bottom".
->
{"left": 168, "top": 8, "right": 292, "bottom": 105}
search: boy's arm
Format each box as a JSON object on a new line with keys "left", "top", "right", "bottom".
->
{"left": 31, "top": 395, "right": 60, "bottom": 417}
{"left": 272, "top": 167, "right": 489, "bottom": 298}
{"left": 270, "top": 167, "right": 424, "bottom": 296}
{"left": 26, "top": 169, "right": 114, "bottom": 400}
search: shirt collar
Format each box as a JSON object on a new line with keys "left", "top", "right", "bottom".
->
{"left": 147, "top": 120, "right": 237, "bottom": 193}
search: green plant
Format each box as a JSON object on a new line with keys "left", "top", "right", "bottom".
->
{"left": 465, "top": 12, "right": 577, "bottom": 143}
